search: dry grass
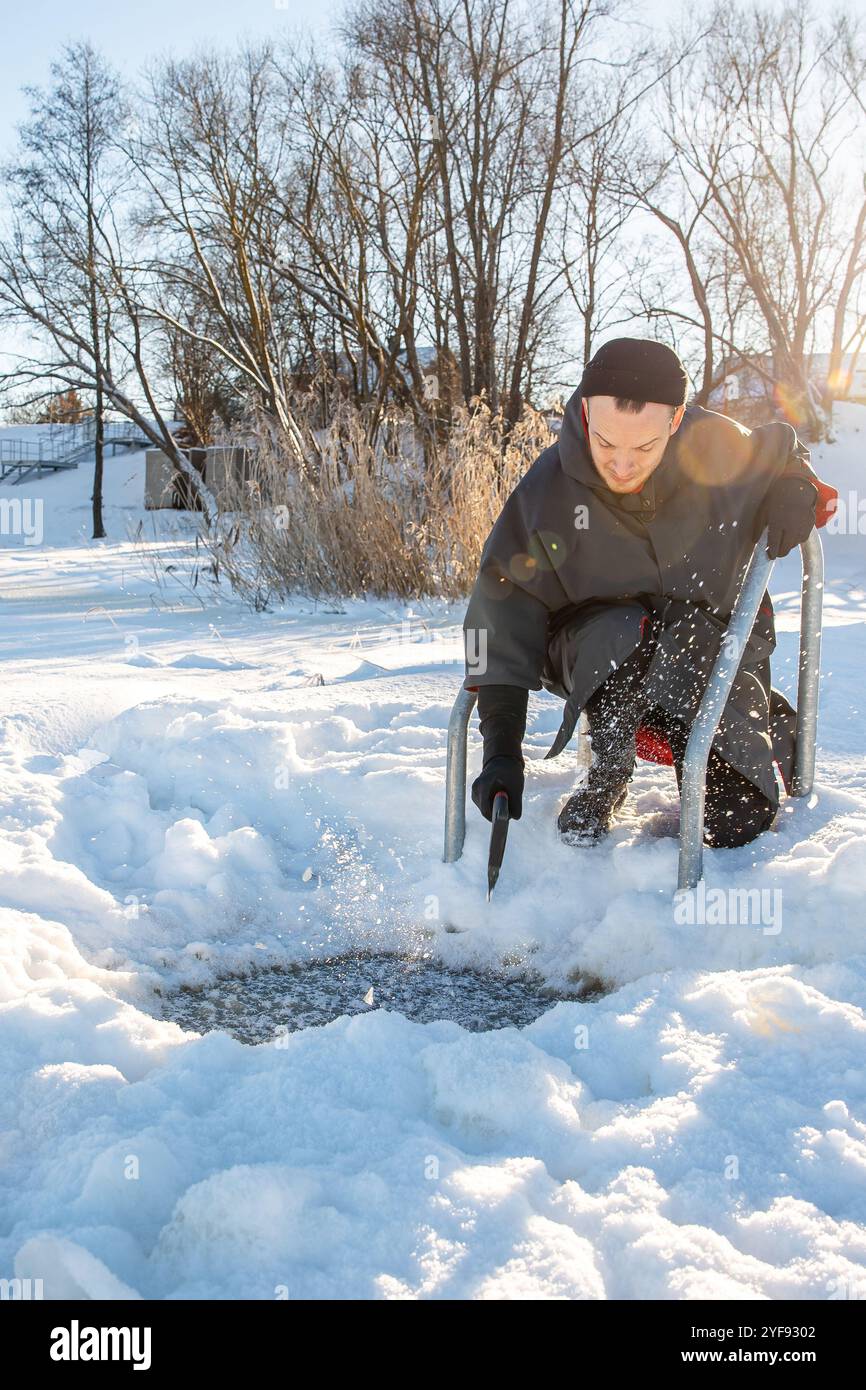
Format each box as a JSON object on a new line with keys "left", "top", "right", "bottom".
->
{"left": 201, "top": 392, "right": 556, "bottom": 605}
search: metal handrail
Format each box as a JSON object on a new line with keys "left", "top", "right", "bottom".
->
{"left": 677, "top": 528, "right": 823, "bottom": 888}
{"left": 444, "top": 686, "right": 478, "bottom": 863}
{"left": 0, "top": 417, "right": 150, "bottom": 469}
{"left": 444, "top": 528, "right": 824, "bottom": 890}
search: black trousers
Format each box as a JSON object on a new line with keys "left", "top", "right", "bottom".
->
{"left": 582, "top": 629, "right": 778, "bottom": 850}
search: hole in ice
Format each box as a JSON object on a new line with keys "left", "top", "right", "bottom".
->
{"left": 159, "top": 951, "right": 590, "bottom": 1044}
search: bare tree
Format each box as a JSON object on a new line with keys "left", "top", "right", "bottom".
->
{"left": 0, "top": 44, "right": 215, "bottom": 524}
{"left": 652, "top": 0, "right": 866, "bottom": 438}
{"left": 558, "top": 65, "right": 676, "bottom": 380}
{"left": 824, "top": 9, "right": 866, "bottom": 407}
{"left": 2, "top": 43, "right": 120, "bottom": 537}
{"left": 270, "top": 34, "right": 435, "bottom": 439}
{"left": 125, "top": 47, "right": 312, "bottom": 458}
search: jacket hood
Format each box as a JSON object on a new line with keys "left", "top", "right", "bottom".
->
{"left": 558, "top": 389, "right": 602, "bottom": 487}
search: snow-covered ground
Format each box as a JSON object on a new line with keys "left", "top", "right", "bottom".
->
{"left": 1, "top": 408, "right": 865, "bottom": 1300}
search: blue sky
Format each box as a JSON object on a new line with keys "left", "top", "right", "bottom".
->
{"left": 1, "top": 0, "right": 332, "bottom": 154}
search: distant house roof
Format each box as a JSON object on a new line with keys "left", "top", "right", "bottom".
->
{"left": 806, "top": 351, "right": 864, "bottom": 371}
{"left": 716, "top": 354, "right": 773, "bottom": 377}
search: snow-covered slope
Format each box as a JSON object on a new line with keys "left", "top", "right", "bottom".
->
{"left": 1, "top": 410, "right": 865, "bottom": 1299}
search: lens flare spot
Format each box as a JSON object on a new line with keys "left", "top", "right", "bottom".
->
{"left": 510, "top": 552, "right": 537, "bottom": 582}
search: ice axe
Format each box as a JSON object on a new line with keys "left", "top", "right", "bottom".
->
{"left": 486, "top": 790, "right": 510, "bottom": 900}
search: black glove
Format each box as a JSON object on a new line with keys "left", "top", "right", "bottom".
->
{"left": 470, "top": 684, "right": 528, "bottom": 821}
{"left": 755, "top": 477, "right": 818, "bottom": 559}
{"left": 471, "top": 755, "right": 524, "bottom": 821}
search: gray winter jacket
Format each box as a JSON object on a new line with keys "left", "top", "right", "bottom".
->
{"left": 461, "top": 389, "right": 836, "bottom": 803}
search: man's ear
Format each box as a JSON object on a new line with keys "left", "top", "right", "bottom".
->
{"left": 670, "top": 404, "right": 686, "bottom": 433}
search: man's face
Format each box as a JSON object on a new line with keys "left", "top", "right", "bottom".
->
{"left": 582, "top": 395, "right": 685, "bottom": 494}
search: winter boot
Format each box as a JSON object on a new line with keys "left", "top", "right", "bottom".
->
{"left": 556, "top": 637, "right": 655, "bottom": 845}
{"left": 556, "top": 751, "right": 634, "bottom": 844}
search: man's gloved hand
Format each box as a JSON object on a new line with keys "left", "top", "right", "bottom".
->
{"left": 471, "top": 684, "right": 528, "bottom": 821}
{"left": 755, "top": 477, "right": 818, "bottom": 559}
{"left": 471, "top": 755, "right": 524, "bottom": 821}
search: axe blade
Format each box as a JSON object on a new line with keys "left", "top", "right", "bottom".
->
{"left": 486, "top": 790, "right": 510, "bottom": 900}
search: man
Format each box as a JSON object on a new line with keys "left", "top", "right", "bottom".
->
{"left": 461, "top": 338, "right": 837, "bottom": 847}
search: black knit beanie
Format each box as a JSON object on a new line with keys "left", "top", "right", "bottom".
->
{"left": 579, "top": 337, "right": 689, "bottom": 407}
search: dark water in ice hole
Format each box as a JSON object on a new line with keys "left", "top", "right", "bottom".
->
{"left": 159, "top": 952, "right": 599, "bottom": 1045}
